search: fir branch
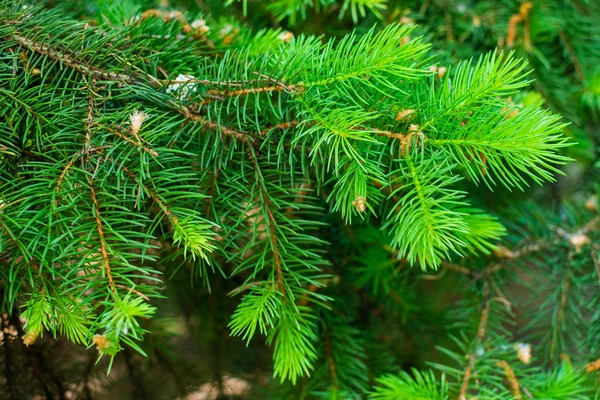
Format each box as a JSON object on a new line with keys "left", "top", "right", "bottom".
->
{"left": 458, "top": 282, "right": 491, "bottom": 400}
{"left": 178, "top": 107, "right": 255, "bottom": 143}
{"left": 197, "top": 83, "right": 304, "bottom": 106}
{"left": 246, "top": 146, "right": 285, "bottom": 293}
{"left": 104, "top": 124, "right": 158, "bottom": 156}
{"left": 89, "top": 179, "right": 117, "bottom": 295}
{"left": 558, "top": 31, "right": 584, "bottom": 82}
{"left": 497, "top": 360, "right": 522, "bottom": 399}
{"left": 12, "top": 35, "right": 134, "bottom": 83}
{"left": 551, "top": 255, "right": 572, "bottom": 361}
{"left": 322, "top": 319, "right": 339, "bottom": 391}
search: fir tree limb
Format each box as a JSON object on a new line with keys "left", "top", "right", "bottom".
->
{"left": 496, "top": 360, "right": 522, "bottom": 399}
{"left": 12, "top": 35, "right": 134, "bottom": 83}
{"left": 322, "top": 319, "right": 339, "bottom": 391}
{"left": 102, "top": 125, "right": 158, "bottom": 157}
{"left": 197, "top": 83, "right": 304, "bottom": 106}
{"left": 178, "top": 107, "right": 254, "bottom": 143}
{"left": 551, "top": 253, "right": 572, "bottom": 362}
{"left": 558, "top": 31, "right": 584, "bottom": 82}
{"left": 246, "top": 146, "right": 285, "bottom": 293}
{"left": 89, "top": 178, "right": 118, "bottom": 295}
{"left": 458, "top": 282, "right": 491, "bottom": 400}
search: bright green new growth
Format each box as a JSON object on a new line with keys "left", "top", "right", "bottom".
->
{"left": 0, "top": 0, "right": 569, "bottom": 386}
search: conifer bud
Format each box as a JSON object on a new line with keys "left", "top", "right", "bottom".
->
{"left": 395, "top": 109, "right": 415, "bottom": 121}
{"left": 352, "top": 195, "right": 367, "bottom": 213}
{"left": 191, "top": 19, "right": 210, "bottom": 33}
{"left": 569, "top": 232, "right": 590, "bottom": 253}
{"left": 22, "top": 330, "right": 39, "bottom": 346}
{"left": 129, "top": 110, "right": 149, "bottom": 136}
{"left": 400, "top": 17, "right": 415, "bottom": 26}
{"left": 219, "top": 25, "right": 240, "bottom": 45}
{"left": 409, "top": 124, "right": 421, "bottom": 133}
{"left": 166, "top": 74, "right": 198, "bottom": 100}
{"left": 93, "top": 334, "right": 111, "bottom": 351}
{"left": 278, "top": 31, "right": 294, "bottom": 44}
{"left": 515, "top": 343, "right": 531, "bottom": 364}
{"left": 585, "top": 195, "right": 597, "bottom": 211}
{"left": 494, "top": 245, "right": 515, "bottom": 259}
{"left": 429, "top": 66, "right": 447, "bottom": 78}
{"left": 586, "top": 358, "right": 600, "bottom": 372}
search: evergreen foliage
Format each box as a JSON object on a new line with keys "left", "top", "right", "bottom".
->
{"left": 0, "top": 0, "right": 599, "bottom": 399}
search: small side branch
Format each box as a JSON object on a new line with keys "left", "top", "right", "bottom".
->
{"left": 246, "top": 147, "right": 285, "bottom": 293}
{"left": 551, "top": 258, "right": 571, "bottom": 360}
{"left": 55, "top": 146, "right": 109, "bottom": 196}
{"left": 89, "top": 180, "right": 117, "bottom": 294}
{"left": 115, "top": 284, "right": 150, "bottom": 301}
{"left": 477, "top": 282, "right": 491, "bottom": 340}
{"left": 261, "top": 120, "right": 299, "bottom": 135}
{"left": 458, "top": 282, "right": 490, "bottom": 400}
{"left": 177, "top": 106, "right": 255, "bottom": 143}
{"left": 322, "top": 320, "right": 338, "bottom": 390}
{"left": 102, "top": 125, "right": 158, "bottom": 156}
{"left": 497, "top": 360, "right": 522, "bottom": 399}
{"left": 117, "top": 163, "right": 177, "bottom": 224}
{"left": 506, "top": 3, "right": 532, "bottom": 50}
{"left": 14, "top": 35, "right": 134, "bottom": 83}
{"left": 558, "top": 31, "right": 584, "bottom": 82}
{"left": 586, "top": 358, "right": 600, "bottom": 372}
{"left": 198, "top": 84, "right": 304, "bottom": 106}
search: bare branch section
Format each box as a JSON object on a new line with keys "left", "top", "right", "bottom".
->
{"left": 245, "top": 147, "right": 285, "bottom": 294}
{"left": 14, "top": 35, "right": 134, "bottom": 83}
{"left": 322, "top": 320, "right": 338, "bottom": 391}
{"left": 102, "top": 125, "right": 159, "bottom": 156}
{"left": 117, "top": 163, "right": 178, "bottom": 224}
{"left": 458, "top": 282, "right": 491, "bottom": 400}
{"left": 177, "top": 106, "right": 255, "bottom": 143}
{"left": 586, "top": 358, "right": 600, "bottom": 372}
{"left": 497, "top": 360, "right": 522, "bottom": 399}
{"left": 89, "top": 180, "right": 117, "bottom": 295}
{"left": 198, "top": 83, "right": 305, "bottom": 106}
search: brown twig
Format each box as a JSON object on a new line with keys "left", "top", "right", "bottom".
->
{"left": 551, "top": 254, "right": 571, "bottom": 360}
{"left": 114, "top": 284, "right": 150, "bottom": 301}
{"left": 89, "top": 180, "right": 117, "bottom": 294}
{"left": 117, "top": 163, "right": 177, "bottom": 224}
{"left": 506, "top": 2, "right": 532, "bottom": 50}
{"left": 198, "top": 84, "right": 304, "bottom": 106}
{"left": 84, "top": 80, "right": 96, "bottom": 148}
{"left": 102, "top": 124, "right": 158, "bottom": 156}
{"left": 261, "top": 120, "right": 300, "bottom": 135}
{"left": 246, "top": 147, "right": 285, "bottom": 293}
{"left": 226, "top": 281, "right": 265, "bottom": 296}
{"left": 441, "top": 261, "right": 478, "bottom": 278}
{"left": 458, "top": 282, "right": 490, "bottom": 400}
{"left": 458, "top": 359, "right": 473, "bottom": 400}
{"left": 497, "top": 360, "right": 522, "bottom": 399}
{"left": 477, "top": 282, "right": 491, "bottom": 339}
{"left": 178, "top": 106, "right": 255, "bottom": 143}
{"left": 322, "top": 320, "right": 338, "bottom": 390}
{"left": 585, "top": 358, "right": 600, "bottom": 372}
{"left": 55, "top": 146, "right": 109, "bottom": 196}
{"left": 558, "top": 31, "right": 584, "bottom": 82}
{"left": 14, "top": 35, "right": 134, "bottom": 83}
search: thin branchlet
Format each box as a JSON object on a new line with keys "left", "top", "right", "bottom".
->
{"left": 89, "top": 180, "right": 117, "bottom": 295}
{"left": 13, "top": 35, "right": 135, "bottom": 83}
